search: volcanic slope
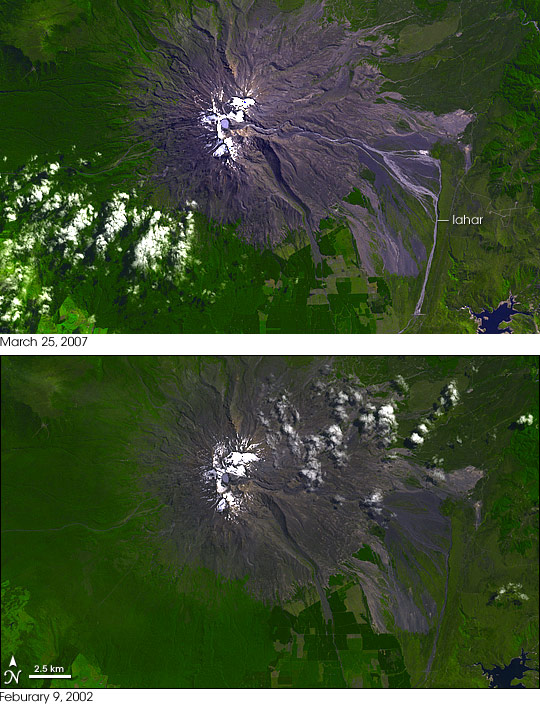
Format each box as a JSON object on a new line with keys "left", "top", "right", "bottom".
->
{"left": 133, "top": 0, "right": 471, "bottom": 276}
{"left": 133, "top": 356, "right": 528, "bottom": 637}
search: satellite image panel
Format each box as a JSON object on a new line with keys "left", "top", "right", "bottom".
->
{"left": 0, "top": 0, "right": 539, "bottom": 333}
{"left": 1, "top": 355, "right": 538, "bottom": 688}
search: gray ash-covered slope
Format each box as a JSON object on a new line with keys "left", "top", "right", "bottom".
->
{"left": 137, "top": 357, "right": 480, "bottom": 635}
{"left": 133, "top": 0, "right": 471, "bottom": 274}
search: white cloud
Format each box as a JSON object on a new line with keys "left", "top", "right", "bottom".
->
{"left": 517, "top": 413, "right": 534, "bottom": 426}
{"left": 359, "top": 412, "right": 375, "bottom": 429}
{"left": 282, "top": 423, "right": 297, "bottom": 437}
{"left": 133, "top": 221, "right": 171, "bottom": 267}
{"left": 301, "top": 466, "right": 321, "bottom": 484}
{"left": 28, "top": 181, "right": 51, "bottom": 203}
{"left": 443, "top": 381, "right": 460, "bottom": 407}
{"left": 495, "top": 582, "right": 529, "bottom": 602}
{"left": 378, "top": 404, "right": 396, "bottom": 427}
{"left": 325, "top": 424, "right": 343, "bottom": 445}
{"left": 99, "top": 193, "right": 129, "bottom": 251}
{"left": 395, "top": 375, "right": 409, "bottom": 393}
{"left": 331, "top": 389, "right": 350, "bottom": 420}
{"left": 0, "top": 151, "right": 202, "bottom": 331}
{"left": 58, "top": 204, "right": 96, "bottom": 247}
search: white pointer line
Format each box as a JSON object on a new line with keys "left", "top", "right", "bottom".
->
{"left": 437, "top": 219, "right": 450, "bottom": 221}
{"left": 28, "top": 675, "right": 72, "bottom": 679}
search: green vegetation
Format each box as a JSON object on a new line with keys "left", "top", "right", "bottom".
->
{"left": 0, "top": 158, "right": 390, "bottom": 332}
{"left": 398, "top": 15, "right": 460, "bottom": 53}
{"left": 322, "top": 0, "right": 378, "bottom": 31}
{"left": 400, "top": 360, "right": 538, "bottom": 686}
{"left": 1, "top": 582, "right": 35, "bottom": 658}
{"left": 343, "top": 188, "right": 373, "bottom": 211}
{"left": 403, "top": 0, "right": 540, "bottom": 332}
{"left": 424, "top": 452, "right": 538, "bottom": 688}
{"left": 352, "top": 544, "right": 382, "bottom": 566}
{"left": 270, "top": 580, "right": 410, "bottom": 687}
{"left": 490, "top": 418, "right": 539, "bottom": 555}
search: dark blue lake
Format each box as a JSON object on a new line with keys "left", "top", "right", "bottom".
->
{"left": 475, "top": 296, "right": 532, "bottom": 334}
{"left": 476, "top": 649, "right": 536, "bottom": 688}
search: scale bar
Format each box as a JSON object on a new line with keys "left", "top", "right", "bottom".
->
{"left": 29, "top": 675, "right": 72, "bottom": 679}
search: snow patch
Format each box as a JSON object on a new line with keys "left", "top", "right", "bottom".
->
{"left": 204, "top": 439, "right": 262, "bottom": 519}
{"left": 200, "top": 95, "right": 256, "bottom": 163}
